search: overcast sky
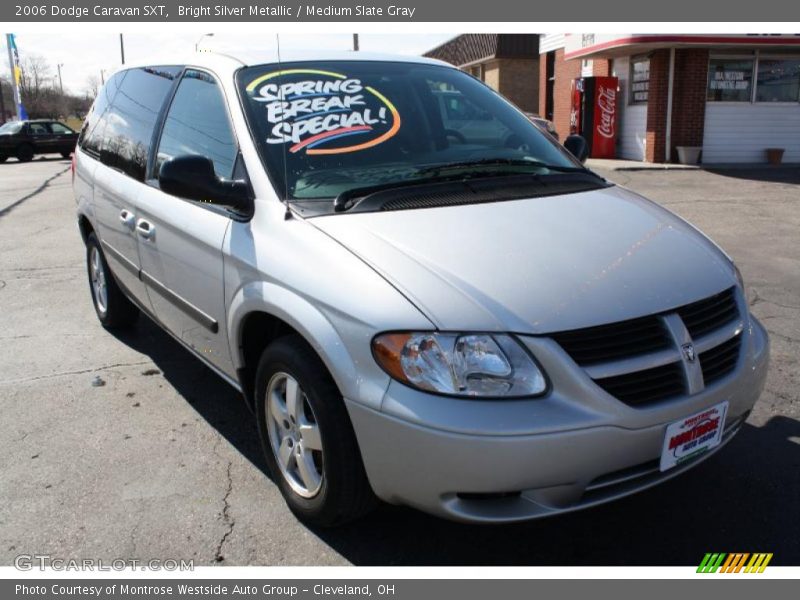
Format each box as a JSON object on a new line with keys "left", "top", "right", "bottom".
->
{"left": 0, "top": 32, "right": 454, "bottom": 96}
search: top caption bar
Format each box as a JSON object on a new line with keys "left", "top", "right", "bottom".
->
{"left": 4, "top": 0, "right": 800, "bottom": 21}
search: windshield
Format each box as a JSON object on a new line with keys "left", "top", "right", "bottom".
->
{"left": 0, "top": 122, "right": 23, "bottom": 134}
{"left": 237, "top": 61, "right": 584, "bottom": 201}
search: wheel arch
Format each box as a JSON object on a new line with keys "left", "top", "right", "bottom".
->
{"left": 77, "top": 213, "right": 95, "bottom": 244}
{"left": 229, "top": 281, "right": 361, "bottom": 412}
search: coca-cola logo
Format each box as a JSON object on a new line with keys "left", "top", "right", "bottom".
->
{"left": 597, "top": 86, "right": 616, "bottom": 139}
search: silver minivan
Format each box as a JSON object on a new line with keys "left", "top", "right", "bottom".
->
{"left": 73, "top": 51, "right": 769, "bottom": 526}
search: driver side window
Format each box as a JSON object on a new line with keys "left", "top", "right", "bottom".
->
{"left": 156, "top": 69, "right": 237, "bottom": 180}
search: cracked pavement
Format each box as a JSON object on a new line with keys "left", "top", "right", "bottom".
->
{"left": 0, "top": 158, "right": 798, "bottom": 566}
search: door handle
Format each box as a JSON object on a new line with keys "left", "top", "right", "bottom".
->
{"left": 135, "top": 219, "right": 155, "bottom": 240}
{"left": 119, "top": 209, "right": 135, "bottom": 229}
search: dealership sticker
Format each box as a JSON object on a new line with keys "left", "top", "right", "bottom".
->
{"left": 246, "top": 69, "right": 401, "bottom": 155}
{"left": 660, "top": 401, "right": 728, "bottom": 471}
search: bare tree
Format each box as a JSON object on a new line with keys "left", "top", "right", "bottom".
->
{"left": 18, "top": 54, "right": 53, "bottom": 100}
{"left": 85, "top": 75, "right": 100, "bottom": 99}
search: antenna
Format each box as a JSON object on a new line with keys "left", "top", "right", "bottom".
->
{"left": 276, "top": 34, "right": 292, "bottom": 220}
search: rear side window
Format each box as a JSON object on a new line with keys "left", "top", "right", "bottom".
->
{"left": 28, "top": 123, "right": 48, "bottom": 135}
{"left": 79, "top": 70, "right": 125, "bottom": 155}
{"left": 156, "top": 69, "right": 237, "bottom": 180}
{"left": 100, "top": 66, "right": 181, "bottom": 181}
{"left": 50, "top": 123, "right": 74, "bottom": 134}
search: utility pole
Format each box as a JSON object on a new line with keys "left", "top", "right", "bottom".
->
{"left": 100, "top": 69, "right": 106, "bottom": 85}
{"left": 57, "top": 63, "right": 64, "bottom": 95}
{"left": 353, "top": 34, "right": 359, "bottom": 51}
{"left": 119, "top": 34, "right": 125, "bottom": 65}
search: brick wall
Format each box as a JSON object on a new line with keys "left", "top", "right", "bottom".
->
{"left": 552, "top": 48, "right": 582, "bottom": 141}
{"left": 645, "top": 49, "right": 670, "bottom": 163}
{"left": 497, "top": 58, "right": 539, "bottom": 112}
{"left": 538, "top": 53, "right": 548, "bottom": 117}
{"left": 483, "top": 60, "right": 501, "bottom": 91}
{"left": 645, "top": 49, "right": 709, "bottom": 162}
{"left": 591, "top": 59, "right": 611, "bottom": 77}
{"left": 669, "top": 49, "right": 709, "bottom": 157}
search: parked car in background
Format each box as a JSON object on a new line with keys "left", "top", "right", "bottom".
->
{"left": 525, "top": 112, "right": 559, "bottom": 140}
{"left": 0, "top": 119, "right": 78, "bottom": 162}
{"left": 74, "top": 52, "right": 768, "bottom": 527}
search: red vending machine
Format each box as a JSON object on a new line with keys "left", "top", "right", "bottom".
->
{"left": 570, "top": 76, "right": 619, "bottom": 159}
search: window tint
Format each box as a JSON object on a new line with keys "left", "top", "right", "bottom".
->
{"left": 100, "top": 66, "right": 181, "bottom": 181}
{"left": 29, "top": 123, "right": 48, "bottom": 135}
{"left": 708, "top": 58, "right": 754, "bottom": 102}
{"left": 49, "top": 123, "right": 74, "bottom": 134}
{"left": 756, "top": 57, "right": 800, "bottom": 102}
{"left": 629, "top": 56, "right": 650, "bottom": 104}
{"left": 156, "top": 70, "right": 237, "bottom": 180}
{"left": 79, "top": 70, "right": 125, "bottom": 155}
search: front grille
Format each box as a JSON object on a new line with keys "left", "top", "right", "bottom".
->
{"left": 550, "top": 315, "right": 670, "bottom": 366}
{"left": 594, "top": 362, "right": 685, "bottom": 406}
{"left": 700, "top": 333, "right": 742, "bottom": 385}
{"left": 678, "top": 287, "right": 738, "bottom": 339}
{"left": 551, "top": 287, "right": 742, "bottom": 408}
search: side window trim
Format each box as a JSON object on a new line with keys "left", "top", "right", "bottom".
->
{"left": 149, "top": 66, "right": 242, "bottom": 182}
{"left": 146, "top": 65, "right": 188, "bottom": 182}
{"left": 148, "top": 66, "right": 252, "bottom": 220}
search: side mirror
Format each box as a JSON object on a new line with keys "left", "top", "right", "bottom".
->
{"left": 564, "top": 134, "right": 589, "bottom": 163}
{"left": 159, "top": 155, "right": 250, "bottom": 212}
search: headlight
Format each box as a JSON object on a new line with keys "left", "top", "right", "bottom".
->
{"left": 372, "top": 332, "right": 547, "bottom": 398}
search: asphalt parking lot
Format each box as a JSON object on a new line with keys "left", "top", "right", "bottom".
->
{"left": 1, "top": 157, "right": 798, "bottom": 566}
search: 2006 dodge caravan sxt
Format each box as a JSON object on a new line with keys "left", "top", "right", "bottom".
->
{"left": 73, "top": 51, "right": 769, "bottom": 526}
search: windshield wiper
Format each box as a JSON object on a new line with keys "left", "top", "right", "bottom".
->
{"left": 332, "top": 170, "right": 537, "bottom": 213}
{"left": 331, "top": 161, "right": 598, "bottom": 213}
{"left": 417, "top": 158, "right": 588, "bottom": 175}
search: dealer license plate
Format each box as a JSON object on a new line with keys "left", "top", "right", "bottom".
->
{"left": 660, "top": 401, "right": 729, "bottom": 472}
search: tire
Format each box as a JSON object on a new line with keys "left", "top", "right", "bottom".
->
{"left": 255, "top": 335, "right": 376, "bottom": 527}
{"left": 61, "top": 151, "right": 72, "bottom": 159}
{"left": 85, "top": 232, "right": 139, "bottom": 329}
{"left": 16, "top": 144, "right": 34, "bottom": 162}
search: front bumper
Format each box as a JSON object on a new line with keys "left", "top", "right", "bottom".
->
{"left": 346, "top": 315, "right": 769, "bottom": 523}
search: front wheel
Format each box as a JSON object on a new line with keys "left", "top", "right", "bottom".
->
{"left": 255, "top": 335, "right": 376, "bottom": 527}
{"left": 85, "top": 232, "right": 139, "bottom": 329}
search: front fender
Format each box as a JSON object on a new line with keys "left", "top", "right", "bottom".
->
{"left": 227, "top": 280, "right": 391, "bottom": 410}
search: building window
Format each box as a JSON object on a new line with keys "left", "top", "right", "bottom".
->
{"left": 707, "top": 57, "right": 755, "bottom": 102}
{"left": 629, "top": 56, "right": 650, "bottom": 104}
{"left": 468, "top": 64, "right": 485, "bottom": 81}
{"left": 756, "top": 56, "right": 800, "bottom": 102}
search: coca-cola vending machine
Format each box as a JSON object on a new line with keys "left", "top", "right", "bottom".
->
{"left": 570, "top": 76, "right": 618, "bottom": 159}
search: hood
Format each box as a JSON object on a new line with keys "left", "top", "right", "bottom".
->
{"left": 311, "top": 185, "right": 737, "bottom": 333}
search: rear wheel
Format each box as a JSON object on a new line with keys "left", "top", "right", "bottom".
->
{"left": 255, "top": 335, "right": 376, "bottom": 527}
{"left": 16, "top": 144, "right": 34, "bottom": 162}
{"left": 85, "top": 233, "right": 139, "bottom": 329}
